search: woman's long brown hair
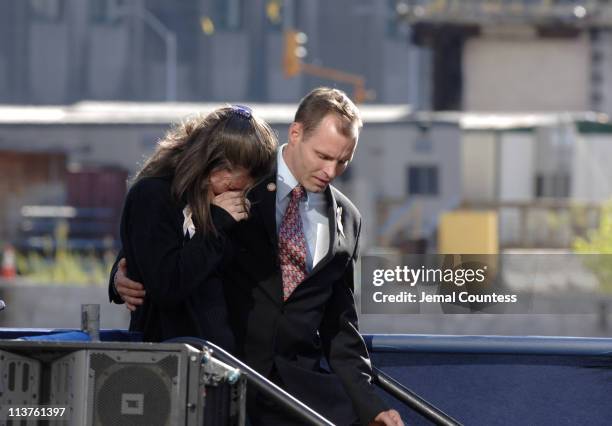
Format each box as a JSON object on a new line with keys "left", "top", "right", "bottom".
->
{"left": 134, "top": 107, "right": 277, "bottom": 234}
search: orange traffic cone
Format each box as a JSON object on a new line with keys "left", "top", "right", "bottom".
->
{"left": 1, "top": 244, "right": 16, "bottom": 279}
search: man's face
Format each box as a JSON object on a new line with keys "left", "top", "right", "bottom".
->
{"left": 285, "top": 113, "right": 358, "bottom": 193}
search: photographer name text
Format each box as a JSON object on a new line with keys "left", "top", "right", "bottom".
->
{"left": 370, "top": 266, "right": 518, "bottom": 304}
{"left": 372, "top": 291, "right": 517, "bottom": 304}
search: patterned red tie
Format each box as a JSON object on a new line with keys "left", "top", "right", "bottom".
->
{"left": 279, "top": 185, "right": 307, "bottom": 301}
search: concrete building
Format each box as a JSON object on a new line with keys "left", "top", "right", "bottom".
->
{"left": 5, "top": 103, "right": 612, "bottom": 251}
{"left": 0, "top": 0, "right": 426, "bottom": 107}
{"left": 460, "top": 112, "right": 611, "bottom": 247}
{"left": 0, "top": 102, "right": 462, "bottom": 251}
{"left": 403, "top": 0, "right": 612, "bottom": 115}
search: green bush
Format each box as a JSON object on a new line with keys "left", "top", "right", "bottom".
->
{"left": 574, "top": 200, "right": 612, "bottom": 293}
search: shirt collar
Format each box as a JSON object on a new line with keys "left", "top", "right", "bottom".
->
{"left": 277, "top": 144, "right": 305, "bottom": 202}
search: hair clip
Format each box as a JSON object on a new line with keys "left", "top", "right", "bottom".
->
{"left": 231, "top": 104, "right": 252, "bottom": 119}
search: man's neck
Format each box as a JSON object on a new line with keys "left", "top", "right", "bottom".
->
{"left": 281, "top": 145, "right": 297, "bottom": 179}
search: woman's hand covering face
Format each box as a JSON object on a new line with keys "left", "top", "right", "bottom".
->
{"left": 212, "top": 190, "right": 251, "bottom": 222}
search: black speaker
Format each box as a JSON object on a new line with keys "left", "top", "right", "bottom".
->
{"left": 0, "top": 349, "right": 41, "bottom": 425}
{"left": 49, "top": 349, "right": 189, "bottom": 426}
{"left": 0, "top": 340, "right": 246, "bottom": 426}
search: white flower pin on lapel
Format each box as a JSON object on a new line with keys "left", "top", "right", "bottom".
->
{"left": 267, "top": 182, "right": 276, "bottom": 192}
{"left": 336, "top": 206, "right": 345, "bottom": 238}
{"left": 182, "top": 206, "right": 196, "bottom": 238}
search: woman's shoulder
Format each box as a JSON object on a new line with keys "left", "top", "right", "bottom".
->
{"left": 127, "top": 175, "right": 175, "bottom": 204}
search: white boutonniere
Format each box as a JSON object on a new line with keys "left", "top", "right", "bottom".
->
{"left": 182, "top": 205, "right": 196, "bottom": 238}
{"left": 336, "top": 206, "right": 345, "bottom": 238}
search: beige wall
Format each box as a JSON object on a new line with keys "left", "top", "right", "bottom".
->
{"left": 499, "top": 132, "right": 535, "bottom": 201}
{"left": 573, "top": 134, "right": 612, "bottom": 202}
{"left": 463, "top": 35, "right": 590, "bottom": 111}
{"left": 462, "top": 131, "right": 497, "bottom": 203}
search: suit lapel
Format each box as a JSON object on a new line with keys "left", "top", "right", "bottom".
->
{"left": 250, "top": 174, "right": 278, "bottom": 253}
{"left": 246, "top": 173, "right": 284, "bottom": 305}
{"left": 252, "top": 178, "right": 346, "bottom": 301}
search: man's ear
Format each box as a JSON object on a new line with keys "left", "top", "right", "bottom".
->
{"left": 288, "top": 122, "right": 303, "bottom": 147}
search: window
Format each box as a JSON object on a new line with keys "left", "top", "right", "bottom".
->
{"left": 407, "top": 165, "right": 439, "bottom": 196}
{"left": 215, "top": 0, "right": 244, "bottom": 31}
{"left": 535, "top": 173, "right": 570, "bottom": 198}
{"left": 413, "top": 125, "right": 433, "bottom": 153}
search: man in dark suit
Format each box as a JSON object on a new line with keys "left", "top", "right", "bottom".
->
{"left": 111, "top": 88, "right": 403, "bottom": 426}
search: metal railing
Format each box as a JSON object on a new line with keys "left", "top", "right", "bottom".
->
{"left": 462, "top": 200, "right": 601, "bottom": 249}
{"left": 166, "top": 337, "right": 334, "bottom": 426}
{"left": 397, "top": 0, "right": 612, "bottom": 27}
{"left": 374, "top": 367, "right": 463, "bottom": 426}
{"left": 171, "top": 337, "right": 464, "bottom": 426}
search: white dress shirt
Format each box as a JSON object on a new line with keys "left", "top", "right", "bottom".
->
{"left": 275, "top": 144, "right": 330, "bottom": 272}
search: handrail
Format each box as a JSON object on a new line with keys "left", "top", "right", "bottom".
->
{"left": 373, "top": 367, "right": 463, "bottom": 426}
{"left": 165, "top": 337, "right": 334, "bottom": 426}
{"left": 177, "top": 337, "right": 463, "bottom": 426}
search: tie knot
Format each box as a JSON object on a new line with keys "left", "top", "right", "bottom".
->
{"left": 291, "top": 185, "right": 305, "bottom": 201}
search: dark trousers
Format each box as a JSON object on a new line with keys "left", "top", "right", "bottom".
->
{"left": 246, "top": 367, "right": 311, "bottom": 426}
{"left": 246, "top": 367, "right": 360, "bottom": 426}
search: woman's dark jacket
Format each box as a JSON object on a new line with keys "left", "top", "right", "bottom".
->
{"left": 118, "top": 175, "right": 236, "bottom": 351}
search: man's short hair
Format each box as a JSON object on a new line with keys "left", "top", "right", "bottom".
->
{"left": 294, "top": 87, "right": 362, "bottom": 139}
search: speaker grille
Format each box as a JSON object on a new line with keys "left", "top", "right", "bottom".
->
{"left": 91, "top": 353, "right": 179, "bottom": 426}
{"left": 0, "top": 350, "right": 40, "bottom": 407}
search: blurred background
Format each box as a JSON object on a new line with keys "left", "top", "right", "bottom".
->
{"left": 2, "top": 0, "right": 612, "bottom": 336}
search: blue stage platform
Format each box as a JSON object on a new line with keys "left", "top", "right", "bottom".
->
{"left": 366, "top": 334, "right": 612, "bottom": 425}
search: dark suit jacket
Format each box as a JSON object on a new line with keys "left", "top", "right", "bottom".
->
{"left": 223, "top": 174, "right": 388, "bottom": 425}
{"left": 116, "top": 175, "right": 236, "bottom": 350}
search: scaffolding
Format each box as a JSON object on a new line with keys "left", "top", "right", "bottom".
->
{"left": 397, "top": 0, "right": 612, "bottom": 27}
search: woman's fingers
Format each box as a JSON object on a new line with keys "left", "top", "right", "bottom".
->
{"left": 214, "top": 190, "right": 243, "bottom": 203}
{"left": 122, "top": 295, "right": 144, "bottom": 306}
{"left": 114, "top": 257, "right": 146, "bottom": 307}
{"left": 119, "top": 286, "right": 146, "bottom": 298}
{"left": 235, "top": 211, "right": 249, "bottom": 221}
{"left": 213, "top": 191, "right": 250, "bottom": 221}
